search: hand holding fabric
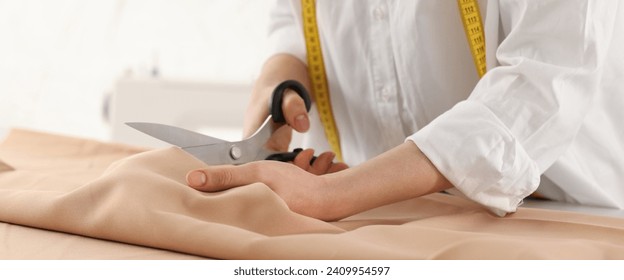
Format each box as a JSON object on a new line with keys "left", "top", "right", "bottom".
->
{"left": 186, "top": 154, "right": 347, "bottom": 221}
{"left": 186, "top": 141, "right": 450, "bottom": 221}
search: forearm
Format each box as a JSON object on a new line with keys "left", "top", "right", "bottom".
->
{"left": 244, "top": 54, "right": 312, "bottom": 137}
{"left": 323, "top": 141, "right": 452, "bottom": 219}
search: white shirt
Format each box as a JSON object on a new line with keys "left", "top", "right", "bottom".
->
{"left": 266, "top": 0, "right": 624, "bottom": 215}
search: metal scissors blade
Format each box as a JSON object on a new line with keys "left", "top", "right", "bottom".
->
{"left": 180, "top": 116, "right": 275, "bottom": 165}
{"left": 126, "top": 122, "right": 226, "bottom": 147}
{"left": 126, "top": 117, "right": 275, "bottom": 165}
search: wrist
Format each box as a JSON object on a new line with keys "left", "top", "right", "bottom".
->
{"left": 316, "top": 171, "right": 358, "bottom": 221}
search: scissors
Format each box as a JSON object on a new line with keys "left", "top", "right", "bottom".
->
{"left": 126, "top": 80, "right": 313, "bottom": 166}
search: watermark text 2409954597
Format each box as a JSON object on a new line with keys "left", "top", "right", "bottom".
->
{"left": 233, "top": 266, "right": 391, "bottom": 277}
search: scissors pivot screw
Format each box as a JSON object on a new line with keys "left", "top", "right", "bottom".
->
{"left": 229, "top": 146, "right": 242, "bottom": 160}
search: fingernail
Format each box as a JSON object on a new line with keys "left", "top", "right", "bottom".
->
{"left": 295, "top": 114, "right": 309, "bottom": 131}
{"left": 187, "top": 171, "right": 206, "bottom": 187}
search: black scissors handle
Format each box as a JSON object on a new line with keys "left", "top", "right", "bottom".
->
{"left": 265, "top": 80, "right": 315, "bottom": 163}
{"left": 269, "top": 80, "right": 312, "bottom": 123}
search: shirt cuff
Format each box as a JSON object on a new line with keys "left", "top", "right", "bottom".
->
{"left": 408, "top": 100, "right": 540, "bottom": 216}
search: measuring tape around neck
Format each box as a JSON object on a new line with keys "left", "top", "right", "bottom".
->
{"left": 300, "top": 0, "right": 486, "bottom": 162}
{"left": 457, "top": 0, "right": 487, "bottom": 77}
{"left": 301, "top": 0, "right": 343, "bottom": 162}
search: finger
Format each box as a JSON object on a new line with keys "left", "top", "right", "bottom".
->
{"left": 186, "top": 164, "right": 259, "bottom": 192}
{"left": 266, "top": 125, "right": 292, "bottom": 152}
{"left": 293, "top": 148, "right": 316, "bottom": 170}
{"left": 328, "top": 162, "right": 349, "bottom": 173}
{"left": 282, "top": 89, "right": 310, "bottom": 133}
{"left": 308, "top": 151, "right": 335, "bottom": 175}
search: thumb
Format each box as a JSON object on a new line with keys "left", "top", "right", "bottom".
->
{"left": 186, "top": 165, "right": 258, "bottom": 192}
{"left": 281, "top": 89, "right": 310, "bottom": 133}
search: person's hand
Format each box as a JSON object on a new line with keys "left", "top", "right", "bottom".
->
{"left": 244, "top": 87, "right": 311, "bottom": 152}
{"left": 243, "top": 54, "right": 345, "bottom": 174}
{"left": 185, "top": 148, "right": 348, "bottom": 221}
{"left": 186, "top": 159, "right": 346, "bottom": 221}
{"left": 245, "top": 86, "right": 346, "bottom": 172}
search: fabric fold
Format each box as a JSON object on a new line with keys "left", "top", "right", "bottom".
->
{"left": 1, "top": 129, "right": 624, "bottom": 259}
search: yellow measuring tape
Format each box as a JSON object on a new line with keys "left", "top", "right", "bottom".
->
{"left": 300, "top": 0, "right": 486, "bottom": 162}
{"left": 301, "top": 0, "right": 343, "bottom": 162}
{"left": 457, "top": 0, "right": 487, "bottom": 77}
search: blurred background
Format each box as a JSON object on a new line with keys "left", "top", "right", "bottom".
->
{"left": 0, "top": 0, "right": 273, "bottom": 146}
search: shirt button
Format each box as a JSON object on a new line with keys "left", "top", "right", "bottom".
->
{"left": 372, "top": 7, "right": 386, "bottom": 20}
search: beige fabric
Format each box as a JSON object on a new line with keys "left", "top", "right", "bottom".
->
{"left": 0, "top": 222, "right": 203, "bottom": 259}
{"left": 1, "top": 129, "right": 624, "bottom": 259}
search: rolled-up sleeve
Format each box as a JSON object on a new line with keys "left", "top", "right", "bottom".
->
{"left": 409, "top": 0, "right": 619, "bottom": 215}
{"left": 265, "top": 0, "right": 306, "bottom": 63}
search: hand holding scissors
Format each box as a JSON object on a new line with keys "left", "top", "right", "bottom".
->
{"left": 127, "top": 80, "right": 340, "bottom": 168}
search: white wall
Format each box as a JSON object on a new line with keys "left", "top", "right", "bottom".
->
{"left": 0, "top": 0, "right": 271, "bottom": 140}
